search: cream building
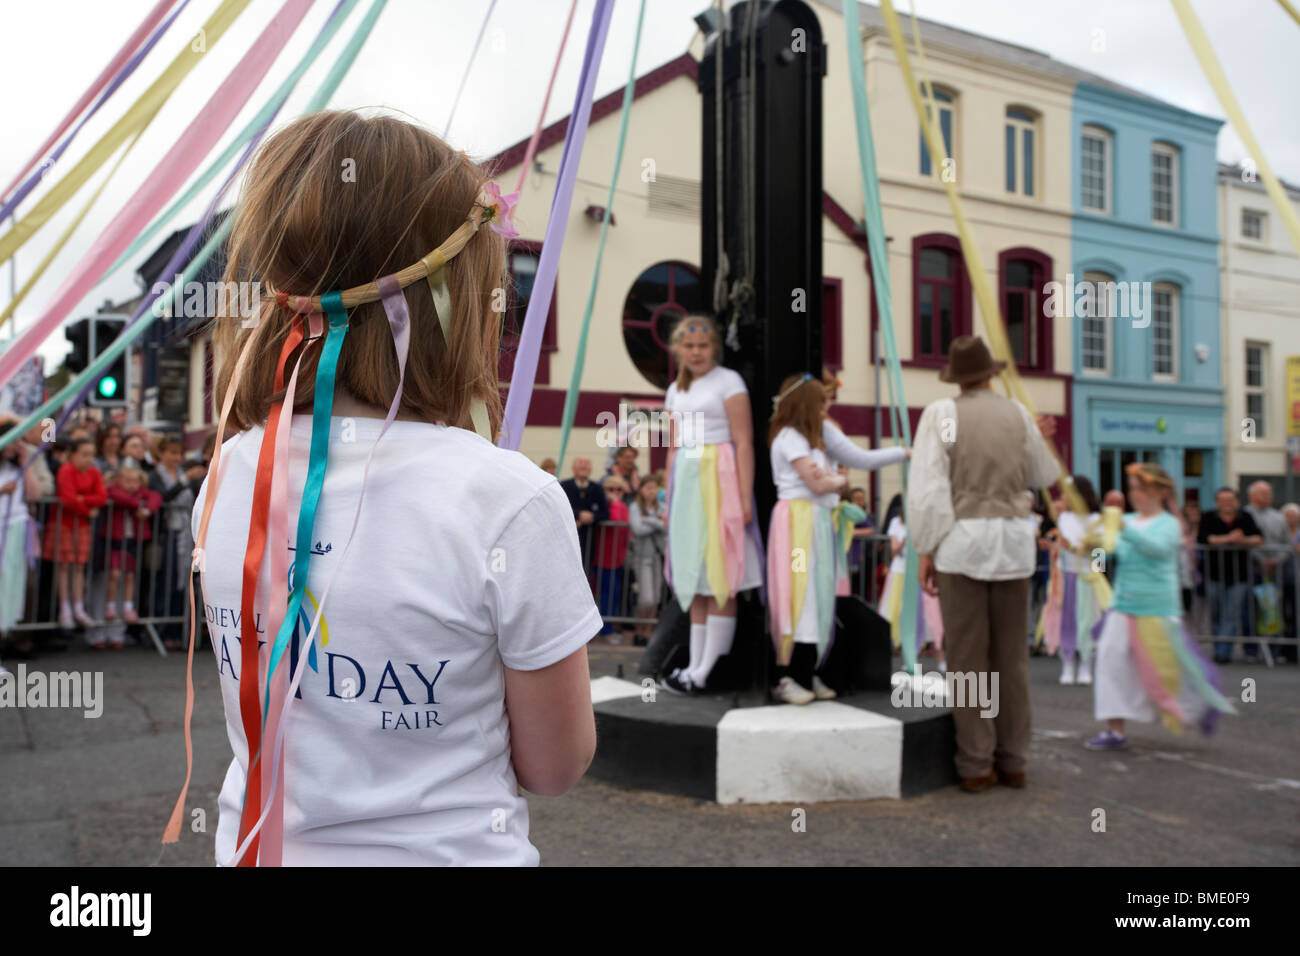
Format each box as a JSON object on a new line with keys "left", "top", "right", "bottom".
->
{"left": 489, "top": 1, "right": 1119, "bottom": 513}
{"left": 1217, "top": 163, "right": 1300, "bottom": 498}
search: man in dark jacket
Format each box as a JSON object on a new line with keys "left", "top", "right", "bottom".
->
{"left": 560, "top": 456, "right": 607, "bottom": 577}
{"left": 1198, "top": 487, "right": 1262, "bottom": 664}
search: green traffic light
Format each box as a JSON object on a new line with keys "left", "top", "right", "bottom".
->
{"left": 98, "top": 377, "right": 119, "bottom": 399}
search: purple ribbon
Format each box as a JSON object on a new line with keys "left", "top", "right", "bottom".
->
{"left": 498, "top": 0, "right": 614, "bottom": 450}
{"left": 0, "top": 0, "right": 192, "bottom": 222}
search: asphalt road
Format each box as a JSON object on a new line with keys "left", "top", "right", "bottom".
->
{"left": 1, "top": 640, "right": 1296, "bottom": 866}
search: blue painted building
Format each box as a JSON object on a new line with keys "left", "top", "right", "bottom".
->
{"left": 1070, "top": 83, "right": 1224, "bottom": 506}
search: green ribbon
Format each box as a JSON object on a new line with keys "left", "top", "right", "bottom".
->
{"left": 555, "top": 0, "right": 646, "bottom": 468}
{"left": 841, "top": 0, "right": 918, "bottom": 673}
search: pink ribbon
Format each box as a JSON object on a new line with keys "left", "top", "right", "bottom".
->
{"left": 0, "top": 0, "right": 316, "bottom": 387}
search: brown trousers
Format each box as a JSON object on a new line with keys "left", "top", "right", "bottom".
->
{"left": 935, "top": 572, "right": 1032, "bottom": 779}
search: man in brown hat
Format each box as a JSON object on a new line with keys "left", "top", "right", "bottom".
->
{"left": 906, "top": 335, "right": 1060, "bottom": 792}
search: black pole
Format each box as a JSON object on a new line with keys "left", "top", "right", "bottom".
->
{"left": 700, "top": 0, "right": 825, "bottom": 686}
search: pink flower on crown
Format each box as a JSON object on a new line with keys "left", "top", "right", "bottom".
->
{"left": 480, "top": 182, "right": 520, "bottom": 239}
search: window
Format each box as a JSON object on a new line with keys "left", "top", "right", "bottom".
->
{"left": 1080, "top": 270, "right": 1113, "bottom": 375}
{"left": 1005, "top": 108, "right": 1036, "bottom": 197}
{"left": 622, "top": 261, "right": 705, "bottom": 390}
{"left": 912, "top": 234, "right": 970, "bottom": 361}
{"left": 1080, "top": 126, "right": 1111, "bottom": 213}
{"left": 919, "top": 88, "right": 955, "bottom": 178}
{"left": 998, "top": 248, "right": 1053, "bottom": 371}
{"left": 1245, "top": 341, "right": 1268, "bottom": 438}
{"left": 499, "top": 244, "right": 558, "bottom": 384}
{"left": 1242, "top": 208, "right": 1266, "bottom": 240}
{"left": 1151, "top": 283, "right": 1179, "bottom": 379}
{"left": 1151, "top": 143, "right": 1179, "bottom": 226}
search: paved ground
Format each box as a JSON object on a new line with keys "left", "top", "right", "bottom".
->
{"left": 1, "top": 639, "right": 1296, "bottom": 866}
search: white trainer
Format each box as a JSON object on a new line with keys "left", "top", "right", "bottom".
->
{"left": 812, "top": 675, "right": 837, "bottom": 700}
{"left": 1077, "top": 659, "right": 1093, "bottom": 685}
{"left": 1060, "top": 656, "right": 1077, "bottom": 685}
{"left": 774, "top": 677, "right": 815, "bottom": 705}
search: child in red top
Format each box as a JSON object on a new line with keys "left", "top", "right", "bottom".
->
{"left": 594, "top": 474, "right": 631, "bottom": 641}
{"left": 105, "top": 464, "right": 162, "bottom": 629}
{"left": 43, "top": 438, "right": 107, "bottom": 629}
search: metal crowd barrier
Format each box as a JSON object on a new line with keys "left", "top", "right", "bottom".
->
{"left": 577, "top": 518, "right": 1299, "bottom": 668}
{"left": 4, "top": 494, "right": 199, "bottom": 655}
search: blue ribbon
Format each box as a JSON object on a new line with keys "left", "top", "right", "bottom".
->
{"left": 264, "top": 292, "right": 350, "bottom": 717}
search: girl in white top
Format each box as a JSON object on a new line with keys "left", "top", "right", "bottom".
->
{"left": 660, "top": 314, "right": 762, "bottom": 695}
{"left": 766, "top": 375, "right": 908, "bottom": 704}
{"left": 1035, "top": 474, "right": 1107, "bottom": 685}
{"left": 185, "top": 112, "right": 599, "bottom": 866}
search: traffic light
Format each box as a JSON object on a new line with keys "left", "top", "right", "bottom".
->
{"left": 88, "top": 316, "right": 129, "bottom": 409}
{"left": 64, "top": 318, "right": 90, "bottom": 373}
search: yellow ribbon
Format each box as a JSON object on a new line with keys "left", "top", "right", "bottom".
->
{"left": 699, "top": 444, "right": 729, "bottom": 605}
{"left": 881, "top": 0, "right": 1085, "bottom": 518}
{"left": 420, "top": 247, "right": 491, "bottom": 440}
{"left": 0, "top": 0, "right": 253, "bottom": 267}
{"left": 1170, "top": 0, "right": 1300, "bottom": 259}
{"left": 0, "top": 128, "right": 148, "bottom": 331}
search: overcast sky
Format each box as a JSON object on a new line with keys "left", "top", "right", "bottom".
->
{"left": 2, "top": 0, "right": 1297, "bottom": 365}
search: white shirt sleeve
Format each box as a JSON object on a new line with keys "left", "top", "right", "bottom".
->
{"left": 906, "top": 399, "right": 956, "bottom": 557}
{"left": 484, "top": 481, "right": 603, "bottom": 670}
{"left": 822, "top": 421, "right": 907, "bottom": 471}
{"left": 776, "top": 427, "right": 813, "bottom": 465}
{"left": 1015, "top": 401, "right": 1060, "bottom": 489}
{"left": 719, "top": 368, "right": 748, "bottom": 400}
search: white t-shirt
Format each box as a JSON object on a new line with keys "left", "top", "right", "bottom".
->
{"left": 887, "top": 517, "right": 907, "bottom": 574}
{"left": 194, "top": 416, "right": 602, "bottom": 866}
{"left": 664, "top": 365, "right": 748, "bottom": 447}
{"left": 1055, "top": 511, "right": 1100, "bottom": 574}
{"left": 769, "top": 426, "right": 836, "bottom": 509}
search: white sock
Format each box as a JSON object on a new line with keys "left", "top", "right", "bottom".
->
{"left": 106, "top": 601, "right": 117, "bottom": 612}
{"left": 123, "top": 601, "right": 134, "bottom": 611}
{"left": 60, "top": 600, "right": 72, "bottom": 614}
{"left": 686, "top": 623, "right": 706, "bottom": 679}
{"left": 689, "top": 614, "right": 737, "bottom": 687}
{"left": 73, "top": 601, "right": 86, "bottom": 614}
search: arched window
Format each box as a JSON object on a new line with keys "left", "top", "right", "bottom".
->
{"left": 912, "top": 234, "right": 970, "bottom": 361}
{"left": 622, "top": 261, "right": 705, "bottom": 390}
{"left": 998, "top": 248, "right": 1053, "bottom": 371}
{"left": 919, "top": 87, "right": 956, "bottom": 178}
{"left": 1005, "top": 106, "right": 1037, "bottom": 197}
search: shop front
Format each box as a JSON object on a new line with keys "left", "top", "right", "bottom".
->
{"left": 1074, "top": 388, "right": 1223, "bottom": 507}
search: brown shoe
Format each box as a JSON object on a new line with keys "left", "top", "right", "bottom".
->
{"left": 959, "top": 772, "right": 998, "bottom": 793}
{"left": 996, "top": 769, "right": 1026, "bottom": 788}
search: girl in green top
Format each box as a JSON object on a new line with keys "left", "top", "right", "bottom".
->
{"left": 1086, "top": 464, "right": 1235, "bottom": 751}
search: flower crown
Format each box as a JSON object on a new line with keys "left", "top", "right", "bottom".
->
{"left": 771, "top": 373, "right": 816, "bottom": 414}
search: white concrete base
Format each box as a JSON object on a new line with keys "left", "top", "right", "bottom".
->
{"left": 589, "top": 675, "right": 647, "bottom": 705}
{"left": 715, "top": 701, "right": 903, "bottom": 804}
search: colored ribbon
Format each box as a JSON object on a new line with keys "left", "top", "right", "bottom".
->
{"left": 0, "top": 0, "right": 316, "bottom": 387}
{"left": 263, "top": 292, "right": 348, "bottom": 710}
{"left": 443, "top": 0, "right": 497, "bottom": 139}
{"left": 233, "top": 317, "right": 309, "bottom": 866}
{"left": 512, "top": 0, "right": 580, "bottom": 196}
{"left": 99, "top": 0, "right": 360, "bottom": 293}
{"left": 1171, "top": 0, "right": 1300, "bottom": 259}
{"left": 226, "top": 276, "right": 411, "bottom": 866}
{"left": 0, "top": 0, "right": 179, "bottom": 214}
{"left": 498, "top": 0, "right": 614, "bottom": 450}
{"left": 840, "top": 0, "right": 919, "bottom": 673}
{"left": 555, "top": 0, "right": 647, "bottom": 468}
{"left": 0, "top": 0, "right": 253, "bottom": 269}
{"left": 0, "top": 0, "right": 387, "bottom": 457}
